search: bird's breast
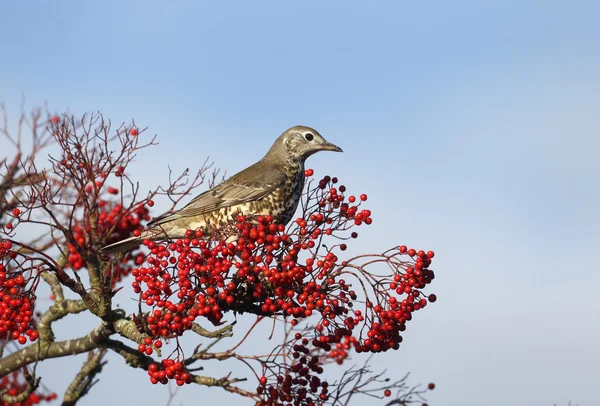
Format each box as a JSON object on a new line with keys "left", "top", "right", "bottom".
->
{"left": 248, "top": 163, "right": 305, "bottom": 225}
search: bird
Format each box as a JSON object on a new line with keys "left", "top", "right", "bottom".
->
{"left": 100, "top": 125, "right": 342, "bottom": 253}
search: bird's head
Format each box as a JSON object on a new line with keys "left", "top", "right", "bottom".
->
{"left": 267, "top": 125, "right": 343, "bottom": 162}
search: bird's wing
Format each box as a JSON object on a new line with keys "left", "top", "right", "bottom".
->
{"left": 147, "top": 161, "right": 286, "bottom": 227}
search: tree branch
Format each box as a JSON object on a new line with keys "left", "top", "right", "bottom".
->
{"left": 0, "top": 369, "right": 40, "bottom": 404}
{"left": 0, "top": 315, "right": 127, "bottom": 377}
{"left": 37, "top": 299, "right": 88, "bottom": 342}
{"left": 106, "top": 339, "right": 255, "bottom": 399}
{"left": 62, "top": 349, "right": 107, "bottom": 406}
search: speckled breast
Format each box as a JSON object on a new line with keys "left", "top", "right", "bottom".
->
{"left": 247, "top": 163, "right": 305, "bottom": 225}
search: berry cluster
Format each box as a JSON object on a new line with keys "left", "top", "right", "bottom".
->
{"left": 258, "top": 332, "right": 330, "bottom": 405}
{"left": 304, "top": 244, "right": 435, "bottom": 363}
{"left": 129, "top": 173, "right": 435, "bottom": 392}
{"left": 132, "top": 210, "right": 370, "bottom": 337}
{"left": 258, "top": 327, "right": 435, "bottom": 406}
{"left": 0, "top": 241, "right": 38, "bottom": 345}
{"left": 65, "top": 185, "right": 151, "bottom": 286}
{"left": 147, "top": 360, "right": 192, "bottom": 386}
{"left": 353, "top": 247, "right": 435, "bottom": 353}
{"left": 0, "top": 370, "right": 57, "bottom": 406}
{"left": 129, "top": 174, "right": 374, "bottom": 384}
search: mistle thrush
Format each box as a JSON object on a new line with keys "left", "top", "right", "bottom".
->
{"left": 101, "top": 126, "right": 342, "bottom": 253}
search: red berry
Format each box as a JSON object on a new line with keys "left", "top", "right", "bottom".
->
{"left": 305, "top": 169, "right": 314, "bottom": 177}
{"left": 428, "top": 383, "right": 435, "bottom": 390}
{"left": 12, "top": 208, "right": 20, "bottom": 216}
{"left": 17, "top": 336, "right": 27, "bottom": 345}
{"left": 51, "top": 116, "right": 60, "bottom": 124}
{"left": 428, "top": 294, "right": 437, "bottom": 303}
{"left": 384, "top": 389, "right": 392, "bottom": 397}
{"left": 360, "top": 194, "right": 367, "bottom": 201}
{"left": 130, "top": 128, "right": 138, "bottom": 136}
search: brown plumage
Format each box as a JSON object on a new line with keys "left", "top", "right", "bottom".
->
{"left": 101, "top": 126, "right": 342, "bottom": 253}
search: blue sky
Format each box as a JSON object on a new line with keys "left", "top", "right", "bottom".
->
{"left": 1, "top": 1, "right": 599, "bottom": 405}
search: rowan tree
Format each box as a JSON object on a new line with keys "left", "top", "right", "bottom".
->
{"left": 0, "top": 105, "right": 437, "bottom": 406}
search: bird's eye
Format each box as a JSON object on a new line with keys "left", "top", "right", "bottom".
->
{"left": 305, "top": 133, "right": 314, "bottom": 141}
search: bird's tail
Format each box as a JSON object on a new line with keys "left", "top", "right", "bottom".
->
{"left": 100, "top": 235, "right": 145, "bottom": 254}
{"left": 100, "top": 228, "right": 177, "bottom": 254}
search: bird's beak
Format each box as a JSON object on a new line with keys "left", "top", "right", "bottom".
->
{"left": 322, "top": 141, "right": 343, "bottom": 153}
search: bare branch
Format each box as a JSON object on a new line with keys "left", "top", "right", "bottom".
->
{"left": 62, "top": 349, "right": 107, "bottom": 406}
{"left": 0, "top": 322, "right": 113, "bottom": 378}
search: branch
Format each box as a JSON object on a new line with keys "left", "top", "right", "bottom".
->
{"left": 105, "top": 339, "right": 155, "bottom": 370}
{"left": 62, "top": 349, "right": 107, "bottom": 406}
{"left": 192, "top": 375, "right": 253, "bottom": 398}
{"left": 191, "top": 321, "right": 235, "bottom": 339}
{"left": 40, "top": 268, "right": 65, "bottom": 303}
{"left": 0, "top": 368, "right": 40, "bottom": 404}
{"left": 0, "top": 318, "right": 118, "bottom": 377}
{"left": 37, "top": 298, "right": 88, "bottom": 342}
{"left": 113, "top": 315, "right": 148, "bottom": 344}
{"left": 106, "top": 339, "right": 255, "bottom": 399}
